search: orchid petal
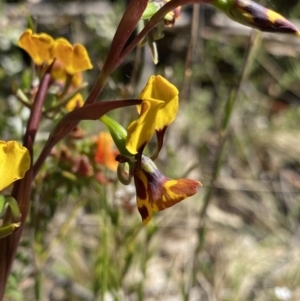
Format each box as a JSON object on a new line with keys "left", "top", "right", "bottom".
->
{"left": 52, "top": 38, "right": 93, "bottom": 74}
{"left": 138, "top": 75, "right": 179, "bottom": 130}
{"left": 126, "top": 99, "right": 164, "bottom": 154}
{"left": 18, "top": 29, "right": 54, "bottom": 65}
{"left": 134, "top": 155, "right": 201, "bottom": 224}
{"left": 0, "top": 141, "right": 31, "bottom": 191}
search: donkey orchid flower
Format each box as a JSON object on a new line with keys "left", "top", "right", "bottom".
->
{"left": 99, "top": 76, "right": 200, "bottom": 224}
{"left": 18, "top": 30, "right": 93, "bottom": 74}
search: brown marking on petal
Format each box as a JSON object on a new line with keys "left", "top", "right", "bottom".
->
{"left": 139, "top": 155, "right": 167, "bottom": 203}
{"left": 134, "top": 172, "right": 147, "bottom": 200}
{"left": 152, "top": 127, "right": 167, "bottom": 161}
{"left": 136, "top": 155, "right": 202, "bottom": 219}
{"left": 268, "top": 18, "right": 299, "bottom": 34}
{"left": 138, "top": 204, "right": 151, "bottom": 224}
{"left": 146, "top": 172, "right": 167, "bottom": 204}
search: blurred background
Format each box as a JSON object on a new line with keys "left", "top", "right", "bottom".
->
{"left": 1, "top": 0, "right": 300, "bottom": 300}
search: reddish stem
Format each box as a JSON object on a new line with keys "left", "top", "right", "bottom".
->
{"left": 84, "top": 0, "right": 148, "bottom": 106}
{"left": 0, "top": 63, "right": 52, "bottom": 299}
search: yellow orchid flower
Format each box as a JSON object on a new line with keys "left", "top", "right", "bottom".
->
{"left": 134, "top": 155, "right": 201, "bottom": 225}
{"left": 51, "top": 38, "right": 93, "bottom": 75}
{"left": 126, "top": 75, "right": 179, "bottom": 154}
{"left": 18, "top": 29, "right": 54, "bottom": 66}
{"left": 0, "top": 141, "right": 31, "bottom": 191}
{"left": 101, "top": 76, "right": 200, "bottom": 224}
{"left": 18, "top": 30, "right": 93, "bottom": 76}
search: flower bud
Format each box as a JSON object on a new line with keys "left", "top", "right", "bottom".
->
{"left": 212, "top": 0, "right": 300, "bottom": 35}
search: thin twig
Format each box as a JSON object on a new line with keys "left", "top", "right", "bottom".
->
{"left": 198, "top": 30, "right": 262, "bottom": 231}
{"left": 191, "top": 30, "right": 262, "bottom": 281}
{"left": 181, "top": 4, "right": 201, "bottom": 101}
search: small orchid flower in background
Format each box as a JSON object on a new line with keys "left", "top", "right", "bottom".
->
{"left": 49, "top": 60, "right": 85, "bottom": 112}
{"left": 18, "top": 29, "right": 93, "bottom": 73}
{"left": 101, "top": 75, "right": 201, "bottom": 225}
{"left": 17, "top": 29, "right": 92, "bottom": 113}
{"left": 18, "top": 29, "right": 54, "bottom": 66}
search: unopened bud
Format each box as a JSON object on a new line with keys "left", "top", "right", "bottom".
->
{"left": 212, "top": 0, "right": 300, "bottom": 35}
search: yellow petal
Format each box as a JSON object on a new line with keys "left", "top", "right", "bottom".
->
{"left": 159, "top": 178, "right": 202, "bottom": 210}
{"left": 139, "top": 75, "right": 179, "bottom": 130}
{"left": 52, "top": 38, "right": 93, "bottom": 75}
{"left": 18, "top": 29, "right": 54, "bottom": 65}
{"left": 0, "top": 141, "right": 31, "bottom": 191}
{"left": 50, "top": 59, "right": 68, "bottom": 84}
{"left": 72, "top": 72, "right": 83, "bottom": 87}
{"left": 126, "top": 99, "right": 164, "bottom": 154}
{"left": 65, "top": 93, "right": 84, "bottom": 111}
